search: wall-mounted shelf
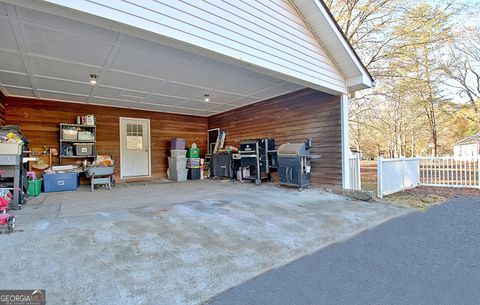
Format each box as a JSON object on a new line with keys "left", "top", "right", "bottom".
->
{"left": 60, "top": 155, "right": 96, "bottom": 159}
{"left": 60, "top": 140, "right": 96, "bottom": 143}
{"left": 60, "top": 124, "right": 96, "bottom": 128}
{"left": 59, "top": 123, "right": 96, "bottom": 165}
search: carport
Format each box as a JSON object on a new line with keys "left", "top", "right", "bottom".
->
{"left": 0, "top": 0, "right": 372, "bottom": 190}
{"left": 0, "top": 3, "right": 400, "bottom": 304}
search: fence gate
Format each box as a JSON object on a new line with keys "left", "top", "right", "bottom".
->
{"left": 377, "top": 157, "right": 420, "bottom": 198}
{"left": 349, "top": 153, "right": 361, "bottom": 190}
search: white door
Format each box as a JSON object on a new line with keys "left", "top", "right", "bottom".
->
{"left": 120, "top": 118, "right": 150, "bottom": 178}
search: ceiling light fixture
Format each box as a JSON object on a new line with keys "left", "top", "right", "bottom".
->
{"left": 204, "top": 94, "right": 210, "bottom": 102}
{"left": 89, "top": 74, "right": 98, "bottom": 85}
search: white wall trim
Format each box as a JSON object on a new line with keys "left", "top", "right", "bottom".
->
{"left": 119, "top": 117, "right": 152, "bottom": 179}
{"left": 341, "top": 94, "right": 350, "bottom": 189}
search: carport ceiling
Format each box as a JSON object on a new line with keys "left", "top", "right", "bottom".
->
{"left": 0, "top": 3, "right": 304, "bottom": 116}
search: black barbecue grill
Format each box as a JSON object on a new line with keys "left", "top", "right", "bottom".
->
{"left": 277, "top": 139, "right": 321, "bottom": 191}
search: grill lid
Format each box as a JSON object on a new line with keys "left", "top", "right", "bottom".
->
{"left": 277, "top": 143, "right": 307, "bottom": 156}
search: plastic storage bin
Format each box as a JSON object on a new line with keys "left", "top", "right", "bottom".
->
{"left": 187, "top": 148, "right": 200, "bottom": 158}
{"left": 27, "top": 179, "right": 43, "bottom": 197}
{"left": 0, "top": 143, "right": 22, "bottom": 155}
{"left": 188, "top": 167, "right": 201, "bottom": 180}
{"left": 43, "top": 172, "right": 78, "bottom": 192}
{"left": 168, "top": 157, "right": 187, "bottom": 171}
{"left": 170, "top": 138, "right": 186, "bottom": 150}
{"left": 170, "top": 150, "right": 187, "bottom": 158}
{"left": 62, "top": 129, "right": 78, "bottom": 140}
{"left": 169, "top": 168, "right": 188, "bottom": 182}
{"left": 78, "top": 131, "right": 94, "bottom": 140}
{"left": 74, "top": 143, "right": 94, "bottom": 156}
{"left": 186, "top": 158, "right": 201, "bottom": 168}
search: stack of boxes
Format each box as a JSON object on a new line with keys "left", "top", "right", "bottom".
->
{"left": 186, "top": 145, "right": 201, "bottom": 180}
{"left": 168, "top": 138, "right": 187, "bottom": 182}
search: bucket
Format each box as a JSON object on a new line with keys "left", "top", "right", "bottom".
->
{"left": 27, "top": 179, "right": 43, "bottom": 197}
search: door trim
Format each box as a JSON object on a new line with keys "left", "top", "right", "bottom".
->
{"left": 119, "top": 117, "right": 151, "bottom": 179}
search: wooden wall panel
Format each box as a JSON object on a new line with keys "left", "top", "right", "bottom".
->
{"left": 4, "top": 88, "right": 343, "bottom": 188}
{"left": 5, "top": 97, "right": 208, "bottom": 180}
{"left": 0, "top": 91, "right": 6, "bottom": 126}
{"left": 208, "top": 89, "right": 342, "bottom": 188}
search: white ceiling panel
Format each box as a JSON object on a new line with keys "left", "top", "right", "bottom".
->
{"left": 217, "top": 71, "right": 284, "bottom": 95}
{"left": 39, "top": 90, "right": 89, "bottom": 102}
{"left": 209, "top": 103, "right": 238, "bottom": 112}
{"left": 35, "top": 77, "right": 91, "bottom": 95}
{"left": 0, "top": 2, "right": 6, "bottom": 16}
{"left": 0, "top": 71, "right": 30, "bottom": 87}
{"left": 252, "top": 82, "right": 303, "bottom": 99}
{"left": 119, "top": 90, "right": 148, "bottom": 99}
{"left": 29, "top": 56, "right": 102, "bottom": 82}
{"left": 3, "top": 86, "right": 34, "bottom": 97}
{"left": 122, "top": 35, "right": 196, "bottom": 62}
{"left": 0, "top": 50, "right": 26, "bottom": 73}
{"left": 92, "top": 86, "right": 122, "bottom": 98}
{"left": 110, "top": 46, "right": 188, "bottom": 79}
{"left": 16, "top": 6, "right": 117, "bottom": 42}
{"left": 227, "top": 97, "right": 259, "bottom": 106}
{"left": 154, "top": 81, "right": 207, "bottom": 99}
{"left": 89, "top": 96, "right": 138, "bottom": 109}
{"left": 102, "top": 70, "right": 161, "bottom": 92}
{"left": 174, "top": 108, "right": 210, "bottom": 116}
{"left": 21, "top": 22, "right": 113, "bottom": 66}
{"left": 0, "top": 2, "right": 305, "bottom": 116}
{"left": 172, "top": 65, "right": 232, "bottom": 88}
{"left": 0, "top": 17, "right": 18, "bottom": 52}
{"left": 189, "top": 55, "right": 249, "bottom": 76}
{"left": 142, "top": 94, "right": 187, "bottom": 106}
{"left": 93, "top": 86, "right": 148, "bottom": 100}
{"left": 208, "top": 90, "right": 244, "bottom": 104}
{"left": 179, "top": 100, "right": 213, "bottom": 109}
{"left": 136, "top": 102, "right": 180, "bottom": 113}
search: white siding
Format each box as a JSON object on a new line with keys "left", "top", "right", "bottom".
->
{"left": 454, "top": 144, "right": 479, "bottom": 158}
{"left": 43, "top": 0, "right": 347, "bottom": 94}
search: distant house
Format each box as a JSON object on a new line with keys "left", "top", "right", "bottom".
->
{"left": 453, "top": 133, "right": 480, "bottom": 157}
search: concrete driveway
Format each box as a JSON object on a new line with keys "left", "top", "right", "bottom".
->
{"left": 1, "top": 180, "right": 410, "bottom": 304}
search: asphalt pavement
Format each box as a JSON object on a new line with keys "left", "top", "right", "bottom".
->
{"left": 206, "top": 198, "right": 480, "bottom": 305}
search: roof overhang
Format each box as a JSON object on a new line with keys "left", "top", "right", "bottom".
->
{"left": 0, "top": 0, "right": 373, "bottom": 116}
{"left": 292, "top": 0, "right": 374, "bottom": 91}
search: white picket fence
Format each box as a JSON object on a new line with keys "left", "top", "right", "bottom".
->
{"left": 419, "top": 157, "right": 480, "bottom": 188}
{"left": 349, "top": 153, "right": 361, "bottom": 190}
{"left": 377, "top": 156, "right": 480, "bottom": 197}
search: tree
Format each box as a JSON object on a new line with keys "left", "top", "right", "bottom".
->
{"left": 327, "top": 0, "right": 477, "bottom": 158}
{"left": 443, "top": 27, "right": 480, "bottom": 128}
{"left": 390, "top": 3, "right": 453, "bottom": 156}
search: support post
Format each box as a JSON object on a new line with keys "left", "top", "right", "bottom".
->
{"left": 356, "top": 153, "right": 361, "bottom": 190}
{"left": 340, "top": 94, "right": 350, "bottom": 189}
{"left": 377, "top": 157, "right": 383, "bottom": 198}
{"left": 478, "top": 156, "right": 480, "bottom": 189}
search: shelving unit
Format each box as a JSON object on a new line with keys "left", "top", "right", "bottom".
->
{"left": 59, "top": 123, "right": 96, "bottom": 165}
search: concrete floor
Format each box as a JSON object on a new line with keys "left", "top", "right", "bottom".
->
{"left": 1, "top": 180, "right": 410, "bottom": 305}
